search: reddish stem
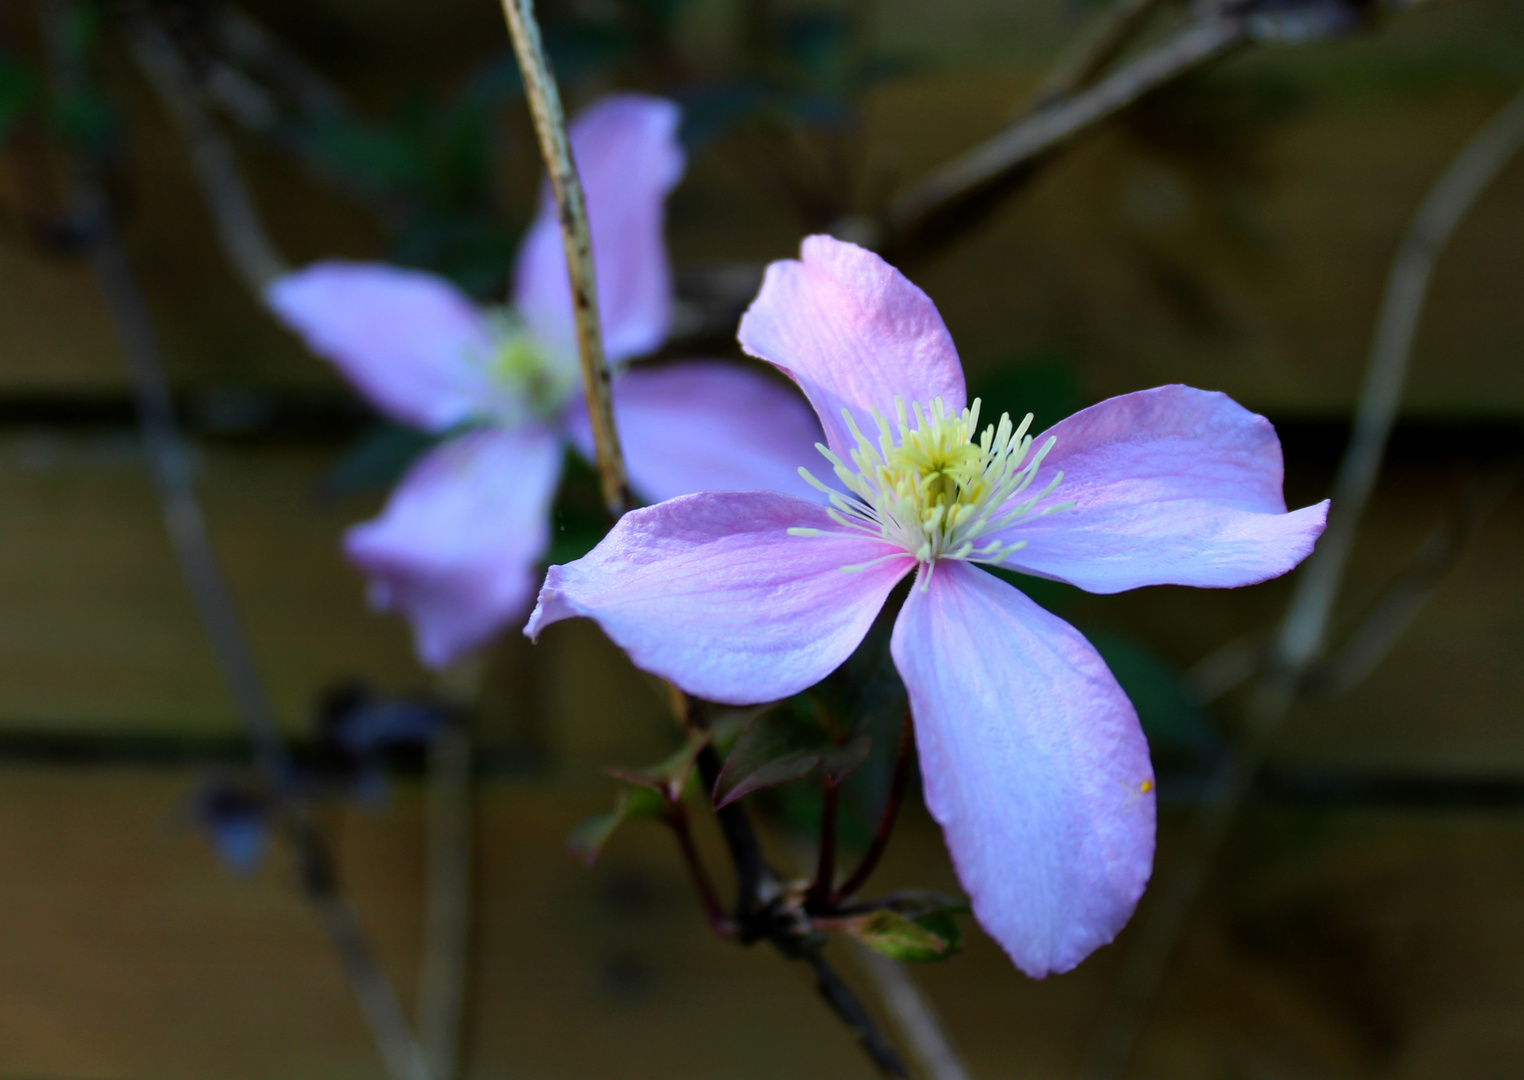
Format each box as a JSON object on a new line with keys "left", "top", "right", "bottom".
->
{"left": 830, "top": 708, "right": 913, "bottom": 906}
{"left": 665, "top": 804, "right": 735, "bottom": 939}
{"left": 805, "top": 777, "right": 840, "bottom": 912}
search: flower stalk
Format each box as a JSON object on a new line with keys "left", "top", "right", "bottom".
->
{"left": 496, "top": 0, "right": 633, "bottom": 517}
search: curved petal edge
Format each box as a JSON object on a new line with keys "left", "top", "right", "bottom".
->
{"left": 346, "top": 426, "right": 563, "bottom": 668}
{"left": 891, "top": 562, "right": 1155, "bottom": 978}
{"left": 998, "top": 385, "right": 1330, "bottom": 593}
{"left": 738, "top": 235, "right": 965, "bottom": 457}
{"left": 526, "top": 491, "right": 914, "bottom": 704}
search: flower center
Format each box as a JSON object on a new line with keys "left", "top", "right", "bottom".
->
{"left": 482, "top": 309, "right": 577, "bottom": 419}
{"left": 791, "top": 397, "right": 1071, "bottom": 570}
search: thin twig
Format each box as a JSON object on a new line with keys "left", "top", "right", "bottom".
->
{"left": 832, "top": 709, "right": 914, "bottom": 905}
{"left": 1303, "top": 468, "right": 1520, "bottom": 699}
{"left": 1025, "top": 0, "right": 1176, "bottom": 111}
{"left": 65, "top": 141, "right": 430, "bottom": 1080}
{"left": 1275, "top": 86, "right": 1524, "bottom": 673}
{"left": 1077, "top": 82, "right": 1524, "bottom": 1080}
{"left": 880, "top": 0, "right": 1443, "bottom": 263}
{"left": 123, "top": 10, "right": 288, "bottom": 292}
{"left": 686, "top": 702, "right": 906, "bottom": 1073}
{"left": 131, "top": 12, "right": 476, "bottom": 1073}
{"left": 804, "top": 950, "right": 910, "bottom": 1077}
{"left": 295, "top": 834, "right": 433, "bottom": 1080}
{"left": 807, "top": 777, "right": 841, "bottom": 911}
{"left": 496, "top": 0, "right": 632, "bottom": 517}
{"left": 213, "top": 3, "right": 350, "bottom": 120}
{"left": 882, "top": 15, "right": 1249, "bottom": 260}
{"left": 848, "top": 940, "right": 974, "bottom": 1080}
{"left": 38, "top": 6, "right": 427, "bottom": 1075}
{"left": 665, "top": 803, "right": 737, "bottom": 937}
{"left": 1183, "top": 632, "right": 1266, "bottom": 705}
{"left": 418, "top": 722, "right": 474, "bottom": 1080}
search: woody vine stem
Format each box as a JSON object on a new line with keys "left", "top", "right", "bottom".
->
{"left": 493, "top": 2, "right": 913, "bottom": 1073}
{"left": 496, "top": 0, "right": 633, "bottom": 518}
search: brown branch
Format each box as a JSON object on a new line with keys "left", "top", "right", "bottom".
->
{"left": 881, "top": 14, "right": 1249, "bottom": 261}
{"left": 38, "top": 6, "right": 429, "bottom": 1075}
{"left": 496, "top": 0, "right": 632, "bottom": 517}
{"left": 123, "top": 10, "right": 288, "bottom": 292}
{"left": 1025, "top": 0, "right": 1177, "bottom": 111}
{"left": 1303, "top": 468, "right": 1520, "bottom": 699}
{"left": 679, "top": 698, "right": 905, "bottom": 1073}
{"left": 804, "top": 950, "right": 909, "bottom": 1077}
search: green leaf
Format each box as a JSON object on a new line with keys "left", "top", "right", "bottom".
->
{"left": 821, "top": 734, "right": 872, "bottom": 784}
{"left": 566, "top": 785, "right": 666, "bottom": 866}
{"left": 840, "top": 909, "right": 960, "bottom": 962}
{"left": 605, "top": 734, "right": 710, "bottom": 802}
{"left": 713, "top": 706, "right": 835, "bottom": 808}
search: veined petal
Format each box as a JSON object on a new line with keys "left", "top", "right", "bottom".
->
{"left": 997, "top": 385, "right": 1329, "bottom": 593}
{"left": 526, "top": 492, "right": 914, "bottom": 704}
{"left": 267, "top": 262, "right": 496, "bottom": 432}
{"left": 891, "top": 562, "right": 1155, "bottom": 978}
{"left": 513, "top": 94, "right": 685, "bottom": 370}
{"left": 346, "top": 425, "right": 563, "bottom": 669}
{"left": 563, "top": 360, "right": 826, "bottom": 504}
{"left": 738, "top": 236, "right": 965, "bottom": 458}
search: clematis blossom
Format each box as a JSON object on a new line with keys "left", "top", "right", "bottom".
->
{"left": 526, "top": 236, "right": 1329, "bottom": 978}
{"left": 266, "top": 94, "right": 822, "bottom": 668}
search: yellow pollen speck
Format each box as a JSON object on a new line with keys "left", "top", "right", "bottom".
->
{"left": 1139, "top": 779, "right": 1154, "bottom": 794}
{"left": 794, "top": 395, "right": 1074, "bottom": 574}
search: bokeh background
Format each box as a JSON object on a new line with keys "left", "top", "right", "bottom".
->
{"left": 2, "top": 0, "right": 1523, "bottom": 1076}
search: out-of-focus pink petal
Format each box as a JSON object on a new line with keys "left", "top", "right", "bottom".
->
{"left": 562, "top": 360, "right": 826, "bottom": 503}
{"left": 267, "top": 262, "right": 496, "bottom": 432}
{"left": 346, "top": 425, "right": 563, "bottom": 669}
{"left": 997, "top": 385, "right": 1329, "bottom": 593}
{"left": 737, "top": 236, "right": 965, "bottom": 457}
{"left": 513, "top": 94, "right": 685, "bottom": 368}
{"left": 891, "top": 561, "right": 1155, "bottom": 978}
{"left": 526, "top": 492, "right": 913, "bottom": 704}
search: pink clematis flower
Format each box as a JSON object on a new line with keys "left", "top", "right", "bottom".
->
{"left": 526, "top": 236, "right": 1329, "bottom": 978}
{"left": 266, "top": 94, "right": 822, "bottom": 668}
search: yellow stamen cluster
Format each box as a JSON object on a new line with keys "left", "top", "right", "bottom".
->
{"left": 790, "top": 397, "right": 1071, "bottom": 571}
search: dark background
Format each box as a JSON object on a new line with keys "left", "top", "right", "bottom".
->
{"left": 1, "top": 0, "right": 1522, "bottom": 1076}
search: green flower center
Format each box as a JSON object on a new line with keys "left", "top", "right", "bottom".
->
{"left": 482, "top": 310, "right": 576, "bottom": 419}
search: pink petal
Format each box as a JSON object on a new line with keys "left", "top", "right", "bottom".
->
{"left": 563, "top": 360, "right": 827, "bottom": 504}
{"left": 267, "top": 262, "right": 496, "bottom": 432}
{"left": 997, "top": 385, "right": 1329, "bottom": 593}
{"left": 891, "top": 561, "right": 1155, "bottom": 978}
{"left": 513, "top": 94, "right": 685, "bottom": 367}
{"left": 737, "top": 236, "right": 965, "bottom": 457}
{"left": 346, "top": 425, "right": 563, "bottom": 669}
{"left": 526, "top": 492, "right": 914, "bottom": 704}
